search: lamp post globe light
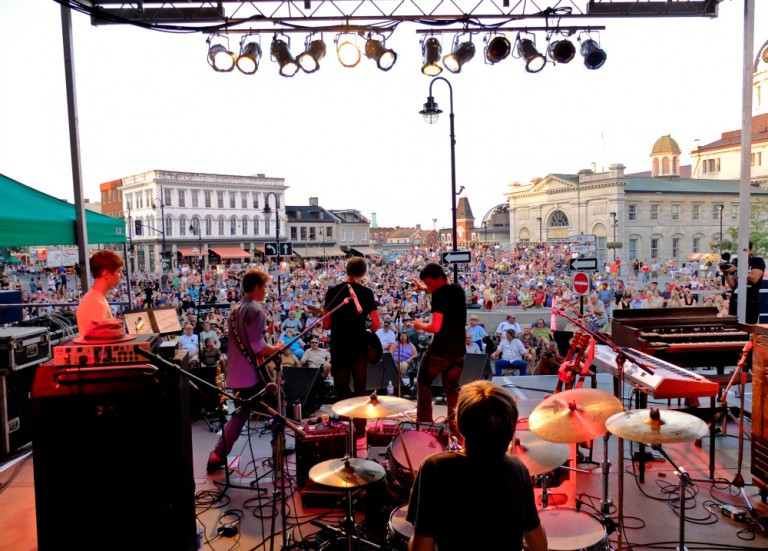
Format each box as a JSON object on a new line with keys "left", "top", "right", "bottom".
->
{"left": 263, "top": 192, "right": 282, "bottom": 299}
{"left": 419, "top": 76, "right": 459, "bottom": 283}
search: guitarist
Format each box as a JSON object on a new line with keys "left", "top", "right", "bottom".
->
{"left": 207, "top": 269, "right": 282, "bottom": 474}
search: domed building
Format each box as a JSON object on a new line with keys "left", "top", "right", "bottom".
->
{"left": 651, "top": 134, "right": 681, "bottom": 177}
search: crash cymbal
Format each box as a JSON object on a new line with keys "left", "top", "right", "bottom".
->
{"left": 509, "top": 431, "right": 571, "bottom": 476}
{"left": 605, "top": 408, "right": 708, "bottom": 445}
{"left": 331, "top": 394, "right": 415, "bottom": 419}
{"left": 529, "top": 388, "right": 624, "bottom": 444}
{"left": 309, "top": 456, "right": 386, "bottom": 489}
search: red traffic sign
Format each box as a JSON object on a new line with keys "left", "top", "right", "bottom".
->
{"left": 573, "top": 272, "right": 591, "bottom": 296}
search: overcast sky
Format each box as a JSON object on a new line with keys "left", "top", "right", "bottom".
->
{"left": 0, "top": 1, "right": 766, "bottom": 230}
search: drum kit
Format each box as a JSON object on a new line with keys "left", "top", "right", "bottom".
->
{"left": 307, "top": 388, "right": 708, "bottom": 551}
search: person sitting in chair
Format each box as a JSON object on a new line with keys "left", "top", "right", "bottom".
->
{"left": 199, "top": 337, "right": 223, "bottom": 368}
{"left": 490, "top": 329, "right": 528, "bottom": 376}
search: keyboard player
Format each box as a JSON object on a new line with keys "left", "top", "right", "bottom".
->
{"left": 720, "top": 240, "right": 764, "bottom": 325}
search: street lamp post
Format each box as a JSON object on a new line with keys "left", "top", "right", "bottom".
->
{"left": 609, "top": 211, "right": 617, "bottom": 260}
{"left": 420, "top": 77, "right": 459, "bottom": 284}
{"left": 153, "top": 187, "right": 168, "bottom": 271}
{"left": 263, "top": 192, "right": 281, "bottom": 299}
{"left": 715, "top": 204, "right": 724, "bottom": 255}
{"left": 121, "top": 209, "right": 134, "bottom": 308}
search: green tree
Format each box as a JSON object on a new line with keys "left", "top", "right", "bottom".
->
{"left": 722, "top": 198, "right": 768, "bottom": 257}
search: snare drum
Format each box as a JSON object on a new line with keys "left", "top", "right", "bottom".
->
{"left": 536, "top": 508, "right": 609, "bottom": 551}
{"left": 387, "top": 503, "right": 412, "bottom": 551}
{"left": 386, "top": 430, "right": 443, "bottom": 495}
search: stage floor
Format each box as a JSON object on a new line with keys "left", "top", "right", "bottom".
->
{"left": 1, "top": 373, "right": 767, "bottom": 550}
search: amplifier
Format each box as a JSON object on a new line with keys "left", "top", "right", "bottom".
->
{"left": 366, "top": 420, "right": 401, "bottom": 447}
{"left": 0, "top": 326, "right": 51, "bottom": 372}
{"left": 1, "top": 363, "right": 39, "bottom": 457}
{"left": 53, "top": 333, "right": 159, "bottom": 366}
{"left": 295, "top": 423, "right": 349, "bottom": 486}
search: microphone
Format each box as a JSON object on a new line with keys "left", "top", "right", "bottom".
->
{"left": 347, "top": 284, "right": 363, "bottom": 314}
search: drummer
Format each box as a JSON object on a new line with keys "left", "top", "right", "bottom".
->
{"left": 406, "top": 380, "right": 547, "bottom": 551}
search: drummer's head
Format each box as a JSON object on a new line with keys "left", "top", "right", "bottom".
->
{"left": 456, "top": 380, "right": 518, "bottom": 458}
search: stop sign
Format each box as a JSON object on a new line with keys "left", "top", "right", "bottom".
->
{"left": 573, "top": 272, "right": 591, "bottom": 296}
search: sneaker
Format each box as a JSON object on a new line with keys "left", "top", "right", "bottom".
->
{"left": 206, "top": 453, "right": 225, "bottom": 474}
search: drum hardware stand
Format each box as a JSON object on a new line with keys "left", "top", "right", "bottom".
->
{"left": 600, "top": 433, "right": 614, "bottom": 516}
{"left": 650, "top": 444, "right": 697, "bottom": 551}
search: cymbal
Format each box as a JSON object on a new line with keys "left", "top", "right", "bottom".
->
{"left": 605, "top": 408, "right": 708, "bottom": 445}
{"left": 309, "top": 456, "right": 386, "bottom": 489}
{"left": 529, "top": 388, "right": 624, "bottom": 443}
{"left": 331, "top": 394, "right": 415, "bottom": 419}
{"left": 510, "top": 431, "right": 571, "bottom": 476}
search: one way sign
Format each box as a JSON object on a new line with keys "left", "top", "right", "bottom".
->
{"left": 265, "top": 242, "right": 293, "bottom": 256}
{"left": 441, "top": 250, "right": 471, "bottom": 264}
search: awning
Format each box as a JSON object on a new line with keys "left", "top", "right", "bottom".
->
{"left": 349, "top": 246, "right": 381, "bottom": 257}
{"left": 177, "top": 247, "right": 208, "bottom": 257}
{"left": 210, "top": 247, "right": 253, "bottom": 259}
{"left": 297, "top": 247, "right": 326, "bottom": 258}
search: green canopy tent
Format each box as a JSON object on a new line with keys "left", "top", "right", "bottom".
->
{"left": 0, "top": 172, "right": 126, "bottom": 247}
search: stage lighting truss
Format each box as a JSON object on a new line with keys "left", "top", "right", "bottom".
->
{"left": 236, "top": 35, "right": 262, "bottom": 74}
{"left": 514, "top": 33, "right": 546, "bottom": 73}
{"left": 336, "top": 33, "right": 361, "bottom": 68}
{"left": 207, "top": 35, "right": 235, "bottom": 72}
{"left": 579, "top": 32, "right": 607, "bottom": 70}
{"left": 270, "top": 35, "right": 299, "bottom": 77}
{"left": 421, "top": 36, "right": 443, "bottom": 77}
{"left": 484, "top": 33, "right": 511, "bottom": 65}
{"left": 443, "top": 34, "right": 476, "bottom": 74}
{"left": 364, "top": 34, "right": 397, "bottom": 71}
{"left": 298, "top": 35, "right": 327, "bottom": 74}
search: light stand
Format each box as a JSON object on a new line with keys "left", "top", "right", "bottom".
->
{"left": 420, "top": 76, "right": 459, "bottom": 284}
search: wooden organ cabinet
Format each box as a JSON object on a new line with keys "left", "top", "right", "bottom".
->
{"left": 751, "top": 326, "right": 768, "bottom": 502}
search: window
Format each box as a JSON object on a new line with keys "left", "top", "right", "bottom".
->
{"left": 241, "top": 192, "right": 248, "bottom": 208}
{"left": 136, "top": 192, "right": 143, "bottom": 209}
{"left": 341, "top": 230, "right": 346, "bottom": 241}
{"left": 692, "top": 204, "right": 700, "bottom": 221}
{"left": 191, "top": 190, "right": 199, "bottom": 208}
{"left": 177, "top": 189, "right": 185, "bottom": 207}
{"left": 348, "top": 230, "right": 355, "bottom": 242}
{"left": 650, "top": 237, "right": 659, "bottom": 259}
{"left": 731, "top": 205, "right": 738, "bottom": 220}
{"left": 164, "top": 188, "right": 172, "bottom": 206}
{"left": 650, "top": 204, "right": 659, "bottom": 221}
{"left": 179, "top": 216, "right": 187, "bottom": 236}
{"left": 265, "top": 218, "right": 270, "bottom": 235}
{"left": 751, "top": 152, "right": 762, "bottom": 167}
{"left": 242, "top": 217, "right": 248, "bottom": 235}
{"left": 300, "top": 227, "right": 307, "bottom": 241}
{"left": 254, "top": 217, "right": 259, "bottom": 235}
{"left": 204, "top": 191, "right": 212, "bottom": 208}
{"left": 326, "top": 226, "right": 333, "bottom": 239}
{"left": 230, "top": 216, "right": 237, "bottom": 235}
{"left": 145, "top": 190, "right": 152, "bottom": 206}
{"left": 205, "top": 217, "right": 212, "bottom": 236}
{"left": 291, "top": 227, "right": 298, "bottom": 240}
{"left": 310, "top": 227, "right": 316, "bottom": 241}
{"left": 693, "top": 236, "right": 701, "bottom": 253}
{"left": 712, "top": 205, "right": 721, "bottom": 220}
{"left": 217, "top": 191, "right": 224, "bottom": 208}
{"left": 549, "top": 210, "right": 569, "bottom": 227}
{"left": 628, "top": 204, "right": 637, "bottom": 221}
{"left": 126, "top": 195, "right": 133, "bottom": 210}
{"left": 672, "top": 237, "right": 680, "bottom": 258}
{"left": 253, "top": 193, "right": 259, "bottom": 209}
{"left": 671, "top": 205, "right": 680, "bottom": 221}
{"left": 218, "top": 217, "right": 225, "bottom": 235}
{"left": 704, "top": 158, "right": 720, "bottom": 173}
{"left": 229, "top": 192, "right": 236, "bottom": 208}
{"left": 165, "top": 216, "right": 172, "bottom": 237}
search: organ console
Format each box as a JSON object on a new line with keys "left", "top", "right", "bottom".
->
{"left": 750, "top": 325, "right": 768, "bottom": 502}
{"left": 611, "top": 307, "right": 752, "bottom": 374}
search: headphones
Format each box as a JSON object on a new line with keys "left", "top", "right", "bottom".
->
{"left": 216, "top": 509, "right": 243, "bottom": 538}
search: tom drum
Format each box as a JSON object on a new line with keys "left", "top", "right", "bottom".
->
{"left": 537, "top": 508, "right": 609, "bottom": 551}
{"left": 387, "top": 503, "right": 412, "bottom": 551}
{"left": 386, "top": 430, "right": 443, "bottom": 497}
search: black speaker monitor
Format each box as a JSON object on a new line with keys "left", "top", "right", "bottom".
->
{"left": 432, "top": 353, "right": 492, "bottom": 388}
{"left": 282, "top": 366, "right": 326, "bottom": 416}
{"left": 366, "top": 353, "right": 403, "bottom": 391}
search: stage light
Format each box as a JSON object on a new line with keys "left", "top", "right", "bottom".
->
{"left": 207, "top": 36, "right": 235, "bottom": 72}
{"left": 581, "top": 38, "right": 607, "bottom": 70}
{"left": 271, "top": 37, "right": 299, "bottom": 77}
{"left": 236, "top": 39, "right": 262, "bottom": 74}
{"left": 421, "top": 37, "right": 443, "bottom": 76}
{"left": 517, "top": 37, "right": 546, "bottom": 73}
{"left": 548, "top": 39, "right": 575, "bottom": 64}
{"left": 298, "top": 37, "right": 326, "bottom": 74}
{"left": 364, "top": 38, "right": 397, "bottom": 71}
{"left": 485, "top": 34, "right": 511, "bottom": 64}
{"left": 443, "top": 39, "right": 475, "bottom": 74}
{"left": 336, "top": 33, "right": 361, "bottom": 68}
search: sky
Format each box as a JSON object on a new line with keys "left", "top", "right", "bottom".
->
{"left": 0, "top": 1, "right": 766, "bottom": 231}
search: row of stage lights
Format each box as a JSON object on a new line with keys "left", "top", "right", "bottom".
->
{"left": 207, "top": 31, "right": 606, "bottom": 77}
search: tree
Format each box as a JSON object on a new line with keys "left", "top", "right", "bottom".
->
{"left": 721, "top": 198, "right": 768, "bottom": 257}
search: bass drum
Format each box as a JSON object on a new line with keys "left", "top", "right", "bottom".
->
{"left": 536, "top": 508, "right": 609, "bottom": 551}
{"left": 386, "top": 430, "right": 443, "bottom": 499}
{"left": 387, "top": 503, "right": 412, "bottom": 551}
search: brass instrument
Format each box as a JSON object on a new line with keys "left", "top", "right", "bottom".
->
{"left": 215, "top": 356, "right": 228, "bottom": 410}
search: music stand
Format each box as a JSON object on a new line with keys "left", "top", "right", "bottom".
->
{"left": 124, "top": 307, "right": 182, "bottom": 336}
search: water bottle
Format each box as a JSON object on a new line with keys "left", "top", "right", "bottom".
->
{"left": 387, "top": 380, "right": 394, "bottom": 396}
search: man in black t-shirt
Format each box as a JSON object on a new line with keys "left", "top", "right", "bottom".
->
{"left": 412, "top": 263, "right": 467, "bottom": 436}
{"left": 323, "top": 258, "right": 381, "bottom": 451}
{"left": 721, "top": 241, "right": 765, "bottom": 324}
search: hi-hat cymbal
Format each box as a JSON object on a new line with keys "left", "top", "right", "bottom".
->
{"left": 510, "top": 431, "right": 571, "bottom": 476}
{"left": 605, "top": 408, "right": 708, "bottom": 445}
{"left": 309, "top": 456, "right": 386, "bottom": 489}
{"left": 331, "top": 394, "right": 415, "bottom": 419}
{"left": 529, "top": 388, "right": 624, "bottom": 443}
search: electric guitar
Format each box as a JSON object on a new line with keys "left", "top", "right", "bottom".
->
{"left": 556, "top": 333, "right": 594, "bottom": 392}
